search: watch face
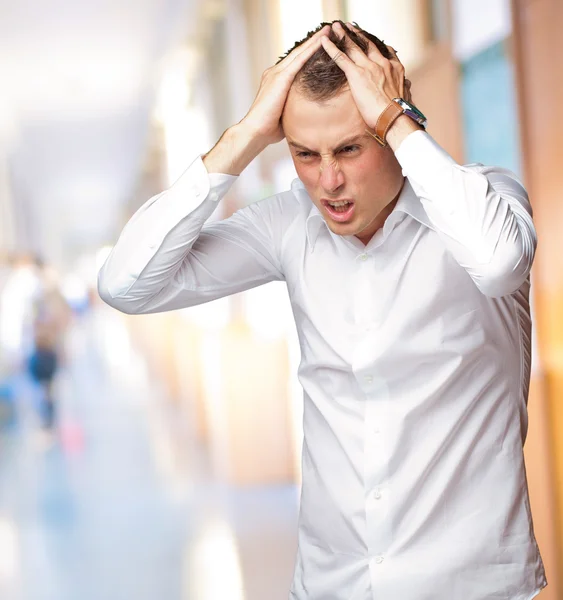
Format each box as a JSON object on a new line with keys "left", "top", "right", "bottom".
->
{"left": 393, "top": 98, "right": 427, "bottom": 128}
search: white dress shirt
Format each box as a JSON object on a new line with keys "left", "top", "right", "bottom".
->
{"left": 98, "top": 130, "right": 547, "bottom": 600}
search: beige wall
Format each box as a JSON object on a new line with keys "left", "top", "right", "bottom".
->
{"left": 511, "top": 0, "right": 563, "bottom": 592}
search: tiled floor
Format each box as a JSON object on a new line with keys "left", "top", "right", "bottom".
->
{"left": 0, "top": 308, "right": 299, "bottom": 600}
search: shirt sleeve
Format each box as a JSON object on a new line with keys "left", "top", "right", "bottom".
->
{"left": 97, "top": 155, "right": 285, "bottom": 315}
{"left": 394, "top": 130, "right": 536, "bottom": 298}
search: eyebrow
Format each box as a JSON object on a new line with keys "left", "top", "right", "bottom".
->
{"left": 288, "top": 134, "right": 367, "bottom": 153}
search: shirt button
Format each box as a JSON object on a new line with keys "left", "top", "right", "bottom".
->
{"left": 375, "top": 555, "right": 384, "bottom": 564}
{"left": 359, "top": 253, "right": 368, "bottom": 261}
{"left": 373, "top": 489, "right": 382, "bottom": 500}
{"left": 374, "top": 427, "right": 381, "bottom": 434}
{"left": 364, "top": 375, "right": 373, "bottom": 384}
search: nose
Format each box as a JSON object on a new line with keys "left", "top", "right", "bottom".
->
{"left": 319, "top": 161, "right": 345, "bottom": 194}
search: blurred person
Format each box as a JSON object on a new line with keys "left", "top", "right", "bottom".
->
{"left": 27, "top": 261, "right": 72, "bottom": 430}
{"left": 0, "top": 254, "right": 19, "bottom": 430}
{"left": 98, "top": 21, "right": 546, "bottom": 600}
{"left": 0, "top": 252, "right": 43, "bottom": 370}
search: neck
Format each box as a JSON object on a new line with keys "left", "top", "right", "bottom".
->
{"left": 355, "top": 177, "right": 405, "bottom": 245}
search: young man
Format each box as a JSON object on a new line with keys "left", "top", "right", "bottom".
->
{"left": 98, "top": 21, "right": 547, "bottom": 600}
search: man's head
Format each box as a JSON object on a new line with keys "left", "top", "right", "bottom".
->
{"left": 280, "top": 21, "right": 407, "bottom": 246}
{"left": 278, "top": 21, "right": 394, "bottom": 101}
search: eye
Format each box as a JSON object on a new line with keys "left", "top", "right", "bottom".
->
{"left": 296, "top": 151, "right": 317, "bottom": 160}
{"left": 339, "top": 145, "right": 360, "bottom": 154}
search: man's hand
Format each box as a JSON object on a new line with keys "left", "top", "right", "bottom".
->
{"left": 203, "top": 24, "right": 330, "bottom": 175}
{"left": 240, "top": 24, "right": 330, "bottom": 146}
{"left": 320, "top": 22, "right": 411, "bottom": 132}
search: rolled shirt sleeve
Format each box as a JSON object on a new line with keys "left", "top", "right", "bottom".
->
{"left": 395, "top": 130, "right": 537, "bottom": 297}
{"left": 97, "top": 155, "right": 284, "bottom": 315}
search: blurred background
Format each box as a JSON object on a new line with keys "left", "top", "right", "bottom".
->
{"left": 0, "top": 0, "right": 561, "bottom": 599}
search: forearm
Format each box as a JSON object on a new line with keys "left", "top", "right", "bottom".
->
{"left": 203, "top": 121, "right": 269, "bottom": 176}
{"left": 98, "top": 157, "right": 234, "bottom": 312}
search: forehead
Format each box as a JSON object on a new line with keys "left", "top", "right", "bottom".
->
{"left": 282, "top": 87, "right": 367, "bottom": 150}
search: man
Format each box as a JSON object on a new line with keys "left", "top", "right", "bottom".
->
{"left": 98, "top": 20, "right": 547, "bottom": 600}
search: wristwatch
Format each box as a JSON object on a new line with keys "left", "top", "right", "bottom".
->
{"left": 366, "top": 98, "right": 428, "bottom": 147}
{"left": 392, "top": 98, "right": 428, "bottom": 129}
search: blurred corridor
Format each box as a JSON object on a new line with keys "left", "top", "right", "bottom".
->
{"left": 1, "top": 0, "right": 563, "bottom": 599}
{"left": 0, "top": 304, "right": 299, "bottom": 600}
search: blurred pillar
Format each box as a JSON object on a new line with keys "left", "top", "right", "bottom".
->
{"left": 346, "top": 0, "right": 427, "bottom": 70}
{"left": 322, "top": 0, "right": 347, "bottom": 22}
{"left": 0, "top": 100, "right": 19, "bottom": 256}
{"left": 511, "top": 0, "right": 563, "bottom": 588}
{"left": 204, "top": 319, "right": 295, "bottom": 485}
{"left": 0, "top": 150, "right": 17, "bottom": 255}
{"left": 408, "top": 44, "right": 465, "bottom": 163}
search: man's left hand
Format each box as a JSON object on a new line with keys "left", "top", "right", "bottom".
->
{"left": 320, "top": 22, "right": 412, "bottom": 131}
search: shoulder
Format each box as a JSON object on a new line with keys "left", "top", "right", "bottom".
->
{"left": 461, "top": 162, "right": 530, "bottom": 210}
{"left": 462, "top": 162, "right": 526, "bottom": 189}
{"left": 235, "top": 178, "right": 312, "bottom": 233}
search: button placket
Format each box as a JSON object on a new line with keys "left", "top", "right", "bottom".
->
{"left": 364, "top": 383, "right": 393, "bottom": 559}
{"left": 355, "top": 252, "right": 373, "bottom": 319}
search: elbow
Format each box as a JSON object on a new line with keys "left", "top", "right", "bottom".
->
{"left": 473, "top": 241, "right": 534, "bottom": 298}
{"left": 97, "top": 268, "right": 140, "bottom": 315}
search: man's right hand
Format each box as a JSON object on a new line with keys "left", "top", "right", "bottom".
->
{"left": 240, "top": 24, "right": 330, "bottom": 146}
{"left": 203, "top": 25, "right": 330, "bottom": 176}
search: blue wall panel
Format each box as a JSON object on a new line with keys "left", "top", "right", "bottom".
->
{"left": 460, "top": 41, "right": 522, "bottom": 177}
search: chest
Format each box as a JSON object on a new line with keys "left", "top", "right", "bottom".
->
{"left": 283, "top": 219, "right": 486, "bottom": 367}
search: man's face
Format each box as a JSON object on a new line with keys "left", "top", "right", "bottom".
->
{"left": 281, "top": 87, "right": 404, "bottom": 245}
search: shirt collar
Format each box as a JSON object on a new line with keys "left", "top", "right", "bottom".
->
{"left": 293, "top": 176, "right": 435, "bottom": 253}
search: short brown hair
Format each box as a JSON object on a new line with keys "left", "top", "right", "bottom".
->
{"left": 278, "top": 20, "right": 393, "bottom": 102}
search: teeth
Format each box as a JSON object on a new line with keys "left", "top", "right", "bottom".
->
{"left": 328, "top": 201, "right": 351, "bottom": 207}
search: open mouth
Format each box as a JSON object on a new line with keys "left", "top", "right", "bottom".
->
{"left": 322, "top": 199, "right": 355, "bottom": 223}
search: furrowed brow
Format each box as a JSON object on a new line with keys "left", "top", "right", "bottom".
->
{"left": 333, "top": 135, "right": 368, "bottom": 151}
{"left": 288, "top": 141, "right": 314, "bottom": 152}
{"left": 288, "top": 134, "right": 367, "bottom": 153}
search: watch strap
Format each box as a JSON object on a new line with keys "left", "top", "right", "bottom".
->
{"left": 368, "top": 101, "right": 405, "bottom": 147}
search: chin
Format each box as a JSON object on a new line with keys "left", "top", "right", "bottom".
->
{"left": 328, "top": 221, "right": 360, "bottom": 236}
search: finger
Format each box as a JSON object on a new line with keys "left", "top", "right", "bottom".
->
{"left": 387, "top": 44, "right": 406, "bottom": 85}
{"left": 386, "top": 45, "right": 403, "bottom": 66}
{"left": 281, "top": 24, "right": 330, "bottom": 68}
{"left": 320, "top": 35, "right": 354, "bottom": 73}
{"left": 331, "top": 21, "right": 371, "bottom": 67}
{"left": 281, "top": 34, "right": 328, "bottom": 80}
{"left": 345, "top": 22, "right": 389, "bottom": 66}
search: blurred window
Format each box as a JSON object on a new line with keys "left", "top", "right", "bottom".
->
{"left": 279, "top": 0, "right": 324, "bottom": 52}
{"left": 345, "top": 0, "right": 426, "bottom": 70}
{"left": 452, "top": 0, "right": 512, "bottom": 62}
{"left": 427, "top": 0, "right": 449, "bottom": 43}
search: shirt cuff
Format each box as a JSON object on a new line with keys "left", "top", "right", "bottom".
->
{"left": 128, "top": 156, "right": 238, "bottom": 272}
{"left": 170, "top": 154, "right": 238, "bottom": 205}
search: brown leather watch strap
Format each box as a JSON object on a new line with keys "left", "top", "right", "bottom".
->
{"left": 367, "top": 101, "right": 404, "bottom": 147}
